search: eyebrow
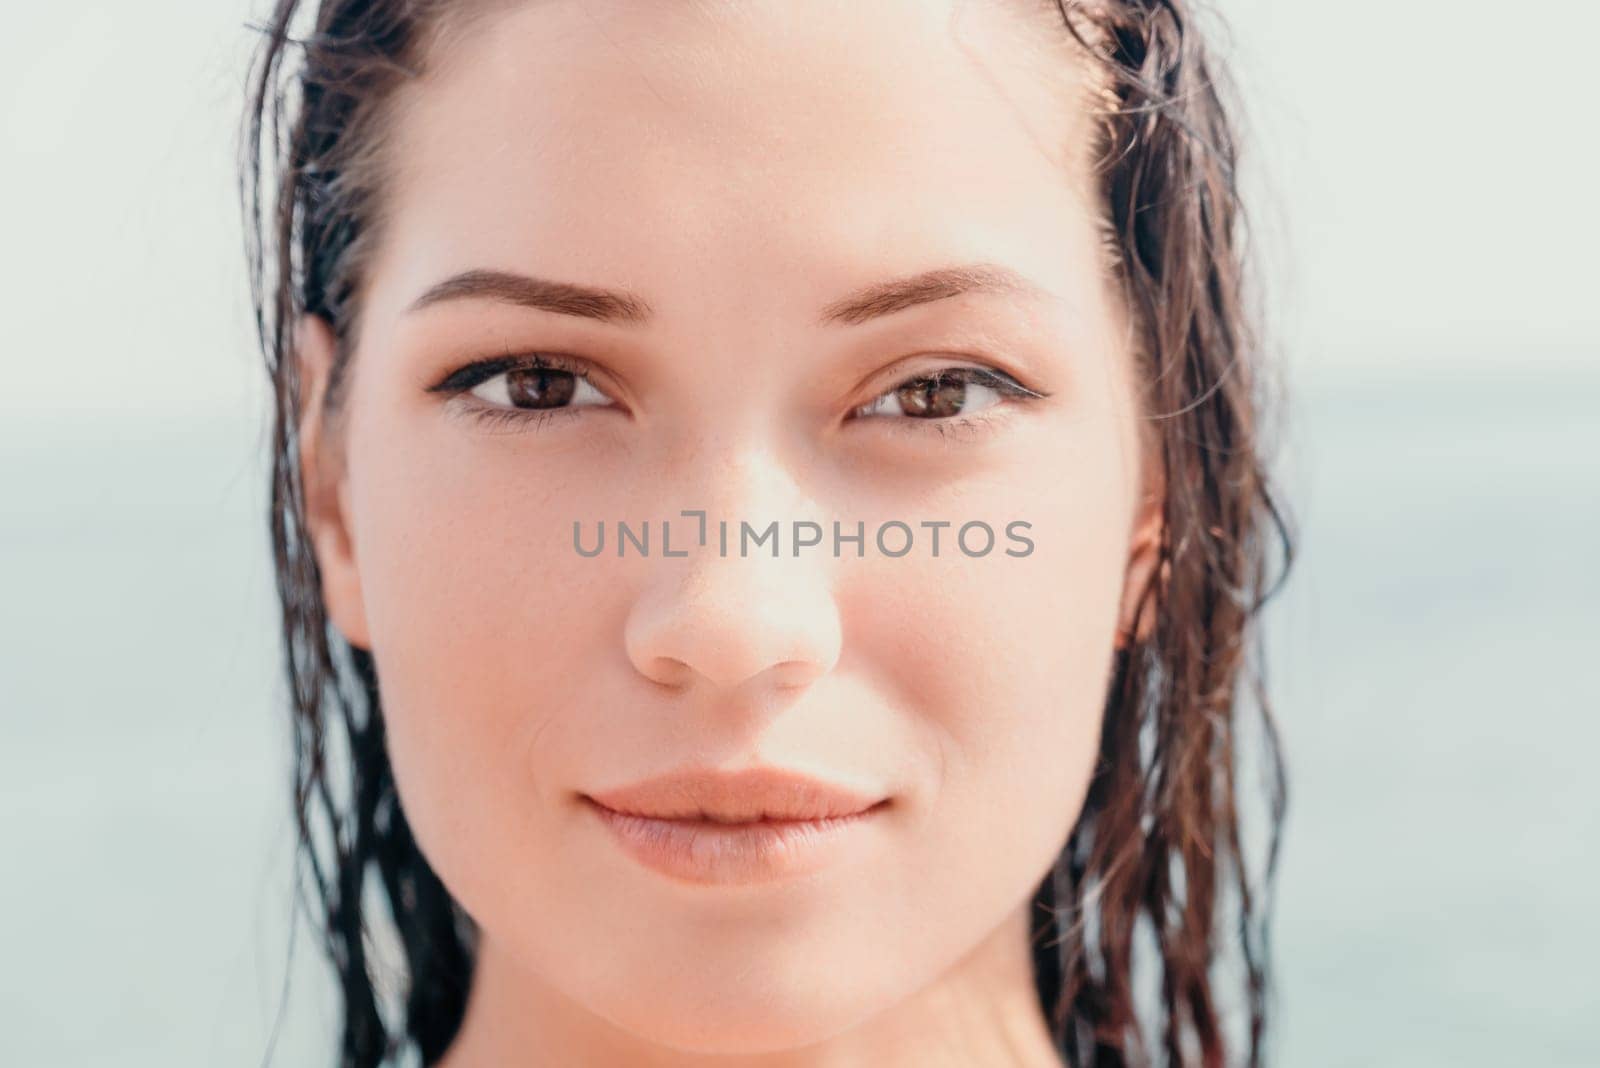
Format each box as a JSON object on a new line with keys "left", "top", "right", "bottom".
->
{"left": 405, "top": 262, "right": 1046, "bottom": 327}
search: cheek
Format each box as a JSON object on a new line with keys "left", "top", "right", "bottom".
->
{"left": 342, "top": 417, "right": 623, "bottom": 900}
{"left": 846, "top": 463, "right": 1129, "bottom": 878}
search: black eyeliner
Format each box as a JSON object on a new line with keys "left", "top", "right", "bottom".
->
{"left": 426, "top": 353, "right": 590, "bottom": 394}
{"left": 961, "top": 367, "right": 1050, "bottom": 400}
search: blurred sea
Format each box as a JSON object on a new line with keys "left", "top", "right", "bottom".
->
{"left": 1, "top": 363, "right": 1596, "bottom": 1066}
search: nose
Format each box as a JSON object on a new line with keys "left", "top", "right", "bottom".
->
{"left": 623, "top": 449, "right": 843, "bottom": 695}
{"left": 625, "top": 554, "right": 843, "bottom": 693}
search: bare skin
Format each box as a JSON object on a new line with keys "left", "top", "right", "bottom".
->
{"left": 297, "top": 1, "right": 1162, "bottom": 1065}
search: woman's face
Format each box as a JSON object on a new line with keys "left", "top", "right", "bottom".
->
{"left": 302, "top": 0, "right": 1162, "bottom": 1054}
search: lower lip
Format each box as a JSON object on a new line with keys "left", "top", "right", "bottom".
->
{"left": 584, "top": 798, "right": 885, "bottom": 886}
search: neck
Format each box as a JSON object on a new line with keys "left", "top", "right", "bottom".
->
{"left": 439, "top": 898, "right": 1065, "bottom": 1068}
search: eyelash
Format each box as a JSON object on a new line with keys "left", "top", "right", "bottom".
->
{"left": 425, "top": 353, "right": 1047, "bottom": 437}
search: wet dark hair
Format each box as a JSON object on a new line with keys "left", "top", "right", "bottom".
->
{"left": 241, "top": 1, "right": 1296, "bottom": 1064}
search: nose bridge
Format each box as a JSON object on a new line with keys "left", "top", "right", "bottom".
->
{"left": 623, "top": 434, "right": 843, "bottom": 695}
{"left": 676, "top": 421, "right": 814, "bottom": 544}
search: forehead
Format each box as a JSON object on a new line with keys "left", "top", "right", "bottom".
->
{"left": 373, "top": 0, "right": 1106, "bottom": 319}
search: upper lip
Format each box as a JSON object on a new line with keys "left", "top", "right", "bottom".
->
{"left": 583, "top": 765, "right": 888, "bottom": 824}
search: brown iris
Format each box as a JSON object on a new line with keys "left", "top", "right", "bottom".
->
{"left": 895, "top": 371, "right": 967, "bottom": 418}
{"left": 505, "top": 366, "right": 577, "bottom": 409}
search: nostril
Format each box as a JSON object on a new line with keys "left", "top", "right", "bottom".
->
{"left": 769, "top": 660, "right": 824, "bottom": 690}
{"left": 642, "top": 656, "right": 694, "bottom": 690}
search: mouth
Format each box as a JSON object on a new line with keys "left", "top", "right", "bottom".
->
{"left": 581, "top": 796, "right": 889, "bottom": 886}
{"left": 581, "top": 764, "right": 889, "bottom": 823}
{"left": 578, "top": 764, "right": 892, "bottom": 885}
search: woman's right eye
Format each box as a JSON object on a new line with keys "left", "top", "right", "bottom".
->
{"left": 426, "top": 353, "right": 618, "bottom": 431}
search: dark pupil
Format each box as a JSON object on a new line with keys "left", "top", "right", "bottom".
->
{"left": 506, "top": 367, "right": 576, "bottom": 409}
{"left": 896, "top": 371, "right": 966, "bottom": 418}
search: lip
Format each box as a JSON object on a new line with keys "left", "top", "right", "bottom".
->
{"left": 581, "top": 766, "right": 891, "bottom": 886}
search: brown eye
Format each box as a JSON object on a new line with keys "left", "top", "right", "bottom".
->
{"left": 894, "top": 372, "right": 969, "bottom": 418}
{"left": 468, "top": 362, "right": 612, "bottom": 412}
{"left": 505, "top": 366, "right": 576, "bottom": 409}
{"left": 855, "top": 368, "right": 1007, "bottom": 421}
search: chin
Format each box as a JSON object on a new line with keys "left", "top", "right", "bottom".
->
{"left": 578, "top": 950, "right": 897, "bottom": 1056}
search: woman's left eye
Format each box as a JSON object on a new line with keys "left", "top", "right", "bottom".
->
{"left": 851, "top": 367, "right": 1042, "bottom": 423}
